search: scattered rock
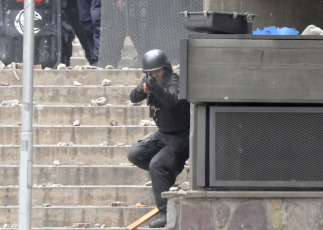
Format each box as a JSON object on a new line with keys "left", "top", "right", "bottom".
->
{"left": 99, "top": 141, "right": 110, "bottom": 146}
{"left": 56, "top": 142, "right": 74, "bottom": 147}
{"left": 94, "top": 223, "right": 100, "bottom": 228}
{"left": 100, "top": 224, "right": 106, "bottom": 228}
{"left": 2, "top": 99, "right": 20, "bottom": 106}
{"left": 44, "top": 67, "right": 52, "bottom": 70}
{"left": 42, "top": 203, "right": 52, "bottom": 207}
{"left": 140, "top": 120, "right": 150, "bottom": 126}
{"left": 102, "top": 79, "right": 112, "bottom": 86}
{"left": 0, "top": 82, "right": 9, "bottom": 86}
{"left": 3, "top": 224, "right": 10, "bottom": 228}
{"left": 105, "top": 65, "right": 115, "bottom": 69}
{"left": 302, "top": 25, "right": 323, "bottom": 35}
{"left": 145, "top": 181, "right": 152, "bottom": 186}
{"left": 72, "top": 223, "right": 90, "bottom": 228}
{"left": 91, "top": 97, "right": 107, "bottom": 106}
{"left": 57, "top": 63, "right": 67, "bottom": 70}
{"left": 126, "top": 101, "right": 142, "bottom": 106}
{"left": 108, "top": 201, "right": 127, "bottom": 207}
{"left": 169, "top": 186, "right": 179, "bottom": 192}
{"left": 53, "top": 160, "right": 61, "bottom": 166}
{"left": 110, "top": 120, "right": 118, "bottom": 126}
{"left": 73, "top": 120, "right": 80, "bottom": 126}
{"left": 149, "top": 121, "right": 156, "bottom": 126}
{"left": 135, "top": 203, "right": 148, "bottom": 207}
{"left": 11, "top": 224, "right": 18, "bottom": 229}
{"left": 181, "top": 182, "right": 190, "bottom": 191}
{"left": 0, "top": 61, "right": 5, "bottom": 69}
{"left": 73, "top": 80, "right": 84, "bottom": 86}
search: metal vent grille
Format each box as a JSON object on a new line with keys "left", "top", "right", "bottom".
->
{"left": 209, "top": 106, "right": 323, "bottom": 188}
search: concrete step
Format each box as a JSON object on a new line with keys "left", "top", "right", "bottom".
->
{"left": 1, "top": 86, "right": 138, "bottom": 105}
{"left": 0, "top": 145, "right": 130, "bottom": 165}
{"left": 70, "top": 57, "right": 90, "bottom": 66}
{"left": 0, "top": 126, "right": 157, "bottom": 145}
{"left": 0, "top": 106, "right": 151, "bottom": 126}
{"left": 0, "top": 69, "right": 142, "bottom": 86}
{"left": 0, "top": 206, "right": 162, "bottom": 228}
{"left": 0, "top": 185, "right": 155, "bottom": 206}
{"left": 72, "top": 43, "right": 85, "bottom": 57}
{"left": 0, "top": 165, "right": 188, "bottom": 186}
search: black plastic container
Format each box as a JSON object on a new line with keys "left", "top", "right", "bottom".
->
{"left": 0, "top": 0, "right": 61, "bottom": 68}
{"left": 181, "top": 11, "right": 256, "bottom": 34}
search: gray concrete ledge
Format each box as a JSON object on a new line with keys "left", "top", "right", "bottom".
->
{"left": 163, "top": 190, "right": 323, "bottom": 199}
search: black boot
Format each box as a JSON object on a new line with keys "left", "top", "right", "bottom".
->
{"left": 149, "top": 212, "right": 166, "bottom": 228}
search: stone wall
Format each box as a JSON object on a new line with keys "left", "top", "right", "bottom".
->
{"left": 164, "top": 191, "right": 323, "bottom": 230}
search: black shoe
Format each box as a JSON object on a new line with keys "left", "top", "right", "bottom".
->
{"left": 149, "top": 213, "right": 166, "bottom": 228}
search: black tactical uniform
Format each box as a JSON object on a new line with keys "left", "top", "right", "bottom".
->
{"left": 128, "top": 49, "right": 190, "bottom": 228}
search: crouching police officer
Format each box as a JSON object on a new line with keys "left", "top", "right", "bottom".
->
{"left": 128, "top": 49, "right": 190, "bottom": 228}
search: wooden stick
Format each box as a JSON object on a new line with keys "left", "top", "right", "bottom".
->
{"left": 126, "top": 207, "right": 159, "bottom": 230}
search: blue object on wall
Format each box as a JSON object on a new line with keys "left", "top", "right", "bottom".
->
{"left": 253, "top": 26, "right": 299, "bottom": 35}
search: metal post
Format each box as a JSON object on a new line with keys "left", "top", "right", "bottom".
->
{"left": 19, "top": 0, "right": 35, "bottom": 229}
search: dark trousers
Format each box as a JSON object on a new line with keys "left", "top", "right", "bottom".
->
{"left": 64, "top": 0, "right": 92, "bottom": 64}
{"left": 128, "top": 131, "right": 189, "bottom": 213}
{"left": 77, "top": 0, "right": 101, "bottom": 61}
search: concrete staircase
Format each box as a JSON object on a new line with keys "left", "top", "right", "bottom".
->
{"left": 0, "top": 67, "right": 188, "bottom": 229}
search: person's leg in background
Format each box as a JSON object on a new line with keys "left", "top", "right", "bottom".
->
{"left": 77, "top": 0, "right": 97, "bottom": 65}
{"left": 64, "top": 0, "right": 93, "bottom": 64}
{"left": 90, "top": 0, "right": 101, "bottom": 65}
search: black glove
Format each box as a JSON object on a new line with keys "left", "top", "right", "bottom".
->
{"left": 145, "top": 74, "right": 159, "bottom": 92}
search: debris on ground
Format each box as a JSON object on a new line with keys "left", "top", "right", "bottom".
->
{"left": 57, "top": 142, "right": 74, "bottom": 146}
{"left": 2, "top": 99, "right": 20, "bottom": 106}
{"left": 108, "top": 201, "right": 127, "bottom": 207}
{"left": 73, "top": 80, "right": 84, "bottom": 86}
{"left": 0, "top": 61, "right": 5, "bottom": 69}
{"left": 126, "top": 101, "right": 142, "bottom": 106}
{"left": 145, "top": 181, "right": 152, "bottom": 186}
{"left": 102, "top": 79, "right": 112, "bottom": 86}
{"left": 57, "top": 63, "right": 67, "bottom": 70}
{"left": 91, "top": 97, "right": 107, "bottom": 106}
{"left": 42, "top": 203, "right": 52, "bottom": 207}
{"left": 73, "top": 120, "right": 80, "bottom": 126}
{"left": 72, "top": 223, "right": 90, "bottom": 228}
{"left": 181, "top": 182, "right": 190, "bottom": 191}
{"left": 105, "top": 65, "right": 115, "bottom": 69}
{"left": 135, "top": 203, "right": 148, "bottom": 207}
{"left": 99, "top": 140, "right": 110, "bottom": 146}
{"left": 110, "top": 120, "right": 118, "bottom": 126}
{"left": 140, "top": 120, "right": 150, "bottom": 126}
{"left": 53, "top": 160, "right": 61, "bottom": 166}
{"left": 169, "top": 186, "right": 179, "bottom": 192}
{"left": 302, "top": 25, "right": 323, "bottom": 35}
{"left": 0, "top": 82, "right": 9, "bottom": 86}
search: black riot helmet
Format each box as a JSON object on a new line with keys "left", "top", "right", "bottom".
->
{"left": 142, "top": 49, "right": 172, "bottom": 72}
